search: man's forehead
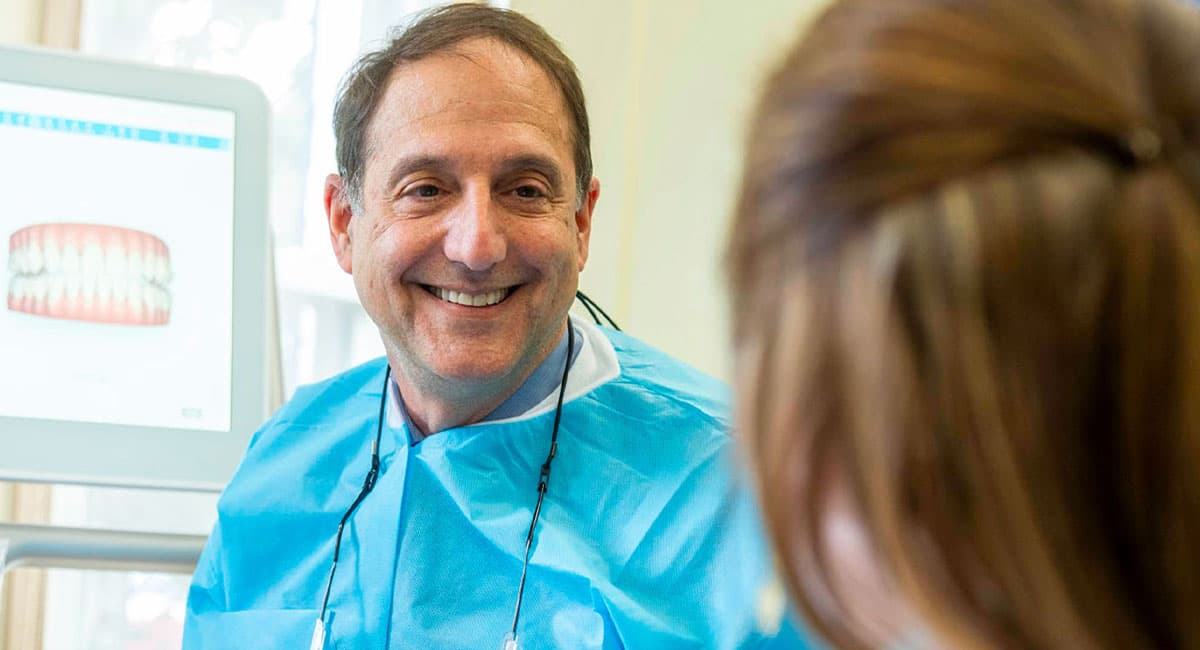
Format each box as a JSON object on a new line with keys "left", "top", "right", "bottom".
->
{"left": 356, "top": 37, "right": 577, "bottom": 194}
{"left": 368, "top": 37, "right": 570, "bottom": 140}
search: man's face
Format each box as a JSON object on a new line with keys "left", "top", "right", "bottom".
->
{"left": 327, "top": 37, "right": 599, "bottom": 390}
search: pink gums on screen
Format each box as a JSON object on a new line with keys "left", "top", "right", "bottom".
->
{"left": 7, "top": 223, "right": 172, "bottom": 326}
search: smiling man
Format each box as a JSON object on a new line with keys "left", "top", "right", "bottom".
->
{"left": 183, "top": 4, "right": 807, "bottom": 649}
{"left": 336, "top": 33, "right": 594, "bottom": 438}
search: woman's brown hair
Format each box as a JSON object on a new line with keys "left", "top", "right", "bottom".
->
{"left": 727, "top": 0, "right": 1200, "bottom": 648}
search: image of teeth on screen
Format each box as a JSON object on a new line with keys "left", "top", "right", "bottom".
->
{"left": 0, "top": 80, "right": 235, "bottom": 433}
{"left": 8, "top": 223, "right": 173, "bottom": 325}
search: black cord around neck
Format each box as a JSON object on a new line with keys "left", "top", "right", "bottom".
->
{"left": 319, "top": 321, "right": 582, "bottom": 645}
{"left": 508, "top": 321, "right": 574, "bottom": 641}
{"left": 318, "top": 365, "right": 389, "bottom": 625}
{"left": 575, "top": 291, "right": 620, "bottom": 331}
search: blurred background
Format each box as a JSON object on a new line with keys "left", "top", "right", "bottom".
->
{"left": 0, "top": 0, "right": 824, "bottom": 647}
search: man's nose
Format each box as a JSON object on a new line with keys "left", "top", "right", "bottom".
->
{"left": 443, "top": 187, "right": 507, "bottom": 271}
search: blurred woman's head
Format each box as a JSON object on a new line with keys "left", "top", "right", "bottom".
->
{"left": 727, "top": 0, "right": 1200, "bottom": 648}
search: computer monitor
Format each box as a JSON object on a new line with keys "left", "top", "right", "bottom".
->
{"left": 0, "top": 44, "right": 270, "bottom": 491}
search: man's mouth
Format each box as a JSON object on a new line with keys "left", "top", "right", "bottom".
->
{"left": 424, "top": 285, "right": 513, "bottom": 307}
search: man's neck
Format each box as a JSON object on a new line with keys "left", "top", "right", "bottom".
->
{"left": 387, "top": 322, "right": 569, "bottom": 436}
{"left": 393, "top": 375, "right": 505, "bottom": 437}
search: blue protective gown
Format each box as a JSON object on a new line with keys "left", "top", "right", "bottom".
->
{"left": 184, "top": 318, "right": 813, "bottom": 649}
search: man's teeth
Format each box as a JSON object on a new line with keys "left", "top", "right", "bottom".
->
{"left": 430, "top": 286, "right": 509, "bottom": 307}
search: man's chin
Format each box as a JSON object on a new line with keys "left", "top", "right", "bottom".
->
{"left": 428, "top": 354, "right": 523, "bottom": 385}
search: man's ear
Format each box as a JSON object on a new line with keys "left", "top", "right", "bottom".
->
{"left": 325, "top": 174, "right": 354, "bottom": 274}
{"left": 575, "top": 176, "right": 600, "bottom": 271}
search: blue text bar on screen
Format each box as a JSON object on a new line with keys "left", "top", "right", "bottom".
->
{"left": 0, "top": 110, "right": 231, "bottom": 151}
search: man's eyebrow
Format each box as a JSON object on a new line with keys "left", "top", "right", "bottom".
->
{"left": 495, "top": 155, "right": 565, "bottom": 192}
{"left": 383, "top": 155, "right": 454, "bottom": 191}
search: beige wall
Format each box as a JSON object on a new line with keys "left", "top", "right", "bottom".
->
{"left": 0, "top": 0, "right": 79, "bottom": 48}
{"left": 0, "top": 0, "right": 41, "bottom": 45}
{"left": 512, "top": 0, "right": 826, "bottom": 380}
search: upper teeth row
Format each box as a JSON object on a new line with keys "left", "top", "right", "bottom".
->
{"left": 9, "top": 241, "right": 172, "bottom": 285}
{"left": 432, "top": 287, "right": 508, "bottom": 307}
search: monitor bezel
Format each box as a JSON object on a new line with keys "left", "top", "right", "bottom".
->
{"left": 0, "top": 44, "right": 270, "bottom": 491}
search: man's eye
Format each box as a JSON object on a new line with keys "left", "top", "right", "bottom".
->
{"left": 410, "top": 185, "right": 441, "bottom": 198}
{"left": 514, "top": 185, "right": 545, "bottom": 199}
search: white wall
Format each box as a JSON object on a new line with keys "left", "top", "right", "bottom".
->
{"left": 512, "top": 0, "right": 826, "bottom": 380}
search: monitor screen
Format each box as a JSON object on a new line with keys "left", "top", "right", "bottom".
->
{"left": 0, "top": 81, "right": 236, "bottom": 432}
{"left": 0, "top": 45, "right": 270, "bottom": 490}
